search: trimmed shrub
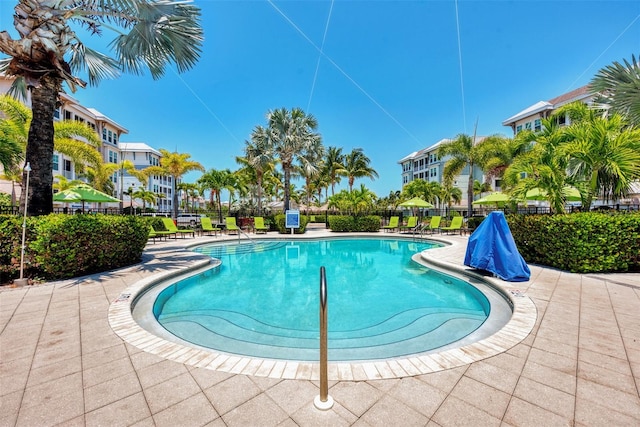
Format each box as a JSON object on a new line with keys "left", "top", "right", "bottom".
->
{"left": 274, "top": 214, "right": 308, "bottom": 234}
{"left": 327, "top": 215, "right": 381, "bottom": 232}
{"left": 0, "top": 215, "right": 38, "bottom": 282}
{"left": 29, "top": 214, "right": 149, "bottom": 279}
{"left": 508, "top": 212, "right": 640, "bottom": 273}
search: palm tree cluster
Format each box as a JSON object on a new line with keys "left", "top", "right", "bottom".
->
{"left": 435, "top": 100, "right": 640, "bottom": 214}
{"left": 196, "top": 108, "right": 380, "bottom": 218}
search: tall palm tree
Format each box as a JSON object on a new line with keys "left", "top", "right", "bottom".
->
{"left": 323, "top": 146, "right": 346, "bottom": 196}
{"left": 342, "top": 148, "right": 379, "bottom": 191}
{"left": 437, "top": 133, "right": 486, "bottom": 217}
{"left": 84, "top": 162, "right": 119, "bottom": 195}
{"left": 591, "top": 53, "right": 640, "bottom": 126}
{"left": 243, "top": 126, "right": 274, "bottom": 214}
{"left": 401, "top": 178, "right": 440, "bottom": 206}
{"left": 0, "top": 0, "right": 203, "bottom": 215}
{"left": 144, "top": 149, "right": 204, "bottom": 219}
{"left": 476, "top": 133, "right": 532, "bottom": 184}
{"left": 266, "top": 107, "right": 322, "bottom": 211}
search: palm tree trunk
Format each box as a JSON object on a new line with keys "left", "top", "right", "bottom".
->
{"left": 283, "top": 163, "right": 291, "bottom": 211}
{"left": 257, "top": 171, "right": 263, "bottom": 215}
{"left": 172, "top": 177, "right": 179, "bottom": 218}
{"left": 24, "top": 75, "right": 61, "bottom": 215}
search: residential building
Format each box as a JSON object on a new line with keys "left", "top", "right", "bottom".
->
{"left": 118, "top": 142, "right": 173, "bottom": 212}
{"left": 501, "top": 85, "right": 594, "bottom": 135}
{"left": 0, "top": 75, "right": 176, "bottom": 212}
{"left": 398, "top": 137, "right": 486, "bottom": 208}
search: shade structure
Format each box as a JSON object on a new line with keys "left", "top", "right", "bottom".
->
{"left": 53, "top": 184, "right": 120, "bottom": 212}
{"left": 525, "top": 186, "right": 581, "bottom": 202}
{"left": 472, "top": 192, "right": 510, "bottom": 205}
{"left": 398, "top": 197, "right": 434, "bottom": 208}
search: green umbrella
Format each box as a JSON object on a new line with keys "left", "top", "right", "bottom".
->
{"left": 398, "top": 197, "right": 434, "bottom": 208}
{"left": 472, "top": 192, "right": 510, "bottom": 205}
{"left": 54, "top": 184, "right": 120, "bottom": 212}
{"left": 525, "top": 186, "right": 582, "bottom": 202}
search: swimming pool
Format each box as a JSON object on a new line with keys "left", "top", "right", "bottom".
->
{"left": 142, "top": 238, "right": 502, "bottom": 362}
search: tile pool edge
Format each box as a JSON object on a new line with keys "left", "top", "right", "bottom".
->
{"left": 108, "top": 235, "right": 537, "bottom": 381}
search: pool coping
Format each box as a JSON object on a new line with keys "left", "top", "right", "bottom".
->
{"left": 108, "top": 233, "right": 537, "bottom": 381}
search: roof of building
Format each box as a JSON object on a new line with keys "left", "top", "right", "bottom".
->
{"left": 118, "top": 142, "right": 161, "bottom": 156}
{"left": 502, "top": 85, "right": 594, "bottom": 126}
{"left": 87, "top": 108, "right": 128, "bottom": 133}
{"left": 397, "top": 137, "right": 488, "bottom": 164}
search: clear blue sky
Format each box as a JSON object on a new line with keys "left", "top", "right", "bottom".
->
{"left": 1, "top": 1, "right": 639, "bottom": 198}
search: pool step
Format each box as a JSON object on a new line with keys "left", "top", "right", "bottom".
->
{"left": 159, "top": 307, "right": 486, "bottom": 361}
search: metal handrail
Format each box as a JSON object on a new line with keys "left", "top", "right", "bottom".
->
{"left": 314, "top": 266, "right": 334, "bottom": 410}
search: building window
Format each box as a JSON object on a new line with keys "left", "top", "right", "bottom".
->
{"left": 556, "top": 114, "right": 566, "bottom": 126}
{"left": 64, "top": 110, "right": 72, "bottom": 120}
{"left": 102, "top": 128, "right": 107, "bottom": 141}
{"left": 516, "top": 125, "right": 522, "bottom": 134}
{"left": 53, "top": 108, "right": 60, "bottom": 119}
{"left": 52, "top": 154, "right": 59, "bottom": 171}
{"left": 64, "top": 159, "right": 72, "bottom": 172}
{"left": 534, "top": 119, "right": 541, "bottom": 132}
{"left": 108, "top": 130, "right": 112, "bottom": 143}
{"left": 108, "top": 150, "right": 118, "bottom": 163}
{"left": 525, "top": 122, "right": 532, "bottom": 130}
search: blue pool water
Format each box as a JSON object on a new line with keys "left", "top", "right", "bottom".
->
{"left": 153, "top": 238, "right": 490, "bottom": 361}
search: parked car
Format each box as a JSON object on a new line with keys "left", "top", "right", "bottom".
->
{"left": 176, "top": 213, "right": 206, "bottom": 226}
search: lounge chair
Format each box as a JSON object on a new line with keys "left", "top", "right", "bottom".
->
{"left": 253, "top": 216, "right": 269, "bottom": 234}
{"left": 149, "top": 224, "right": 174, "bottom": 241}
{"left": 420, "top": 216, "right": 441, "bottom": 235}
{"left": 161, "top": 217, "right": 195, "bottom": 238}
{"left": 225, "top": 217, "right": 240, "bottom": 235}
{"left": 440, "top": 216, "right": 464, "bottom": 235}
{"left": 382, "top": 216, "right": 399, "bottom": 232}
{"left": 399, "top": 216, "right": 418, "bottom": 233}
{"left": 200, "top": 217, "right": 221, "bottom": 236}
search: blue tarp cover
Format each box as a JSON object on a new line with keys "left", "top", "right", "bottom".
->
{"left": 464, "top": 211, "right": 531, "bottom": 282}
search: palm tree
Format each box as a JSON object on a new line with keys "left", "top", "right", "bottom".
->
{"left": 440, "top": 182, "right": 463, "bottom": 212}
{"left": 84, "top": 162, "right": 119, "bottom": 195}
{"left": 296, "top": 143, "right": 325, "bottom": 210}
{"left": 323, "top": 146, "right": 346, "bottom": 196}
{"left": 198, "top": 168, "right": 234, "bottom": 222}
{"left": 144, "top": 149, "right": 204, "bottom": 219}
{"left": 401, "top": 179, "right": 440, "bottom": 206}
{"left": 560, "top": 103, "right": 640, "bottom": 207}
{"left": 476, "top": 133, "right": 532, "bottom": 184}
{"left": 242, "top": 126, "right": 274, "bottom": 214}
{"left": 473, "top": 180, "right": 493, "bottom": 198}
{"left": 266, "top": 107, "right": 322, "bottom": 211}
{"left": 0, "top": 95, "right": 27, "bottom": 173}
{"left": 132, "top": 188, "right": 158, "bottom": 212}
{"left": 342, "top": 148, "right": 379, "bottom": 191}
{"left": 52, "top": 175, "right": 84, "bottom": 192}
{"left": 437, "top": 133, "right": 486, "bottom": 217}
{"left": 0, "top": 94, "right": 103, "bottom": 174}
{"left": 503, "top": 116, "right": 573, "bottom": 213}
{"left": 0, "top": 0, "right": 203, "bottom": 215}
{"left": 591, "top": 53, "right": 640, "bottom": 126}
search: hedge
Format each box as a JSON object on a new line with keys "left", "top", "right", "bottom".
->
{"left": 328, "top": 215, "right": 381, "bottom": 232}
{"left": 507, "top": 212, "right": 640, "bottom": 273}
{"left": 0, "top": 214, "right": 149, "bottom": 281}
{"left": 273, "top": 214, "right": 308, "bottom": 234}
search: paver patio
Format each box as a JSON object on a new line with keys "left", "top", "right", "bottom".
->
{"left": 1, "top": 229, "right": 639, "bottom": 426}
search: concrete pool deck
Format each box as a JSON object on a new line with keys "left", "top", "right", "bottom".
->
{"left": 1, "top": 228, "right": 639, "bottom": 426}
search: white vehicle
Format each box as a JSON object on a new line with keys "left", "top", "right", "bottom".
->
{"left": 176, "top": 213, "right": 206, "bottom": 226}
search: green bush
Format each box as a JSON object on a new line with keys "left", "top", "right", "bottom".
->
{"left": 274, "top": 214, "right": 308, "bottom": 234}
{"left": 0, "top": 215, "right": 38, "bottom": 282}
{"left": 467, "top": 216, "right": 485, "bottom": 231}
{"left": 508, "top": 212, "right": 640, "bottom": 273}
{"left": 327, "top": 215, "right": 381, "bottom": 232}
{"left": 26, "top": 214, "right": 149, "bottom": 279}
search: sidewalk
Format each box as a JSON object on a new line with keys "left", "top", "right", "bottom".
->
{"left": 1, "top": 230, "right": 639, "bottom": 426}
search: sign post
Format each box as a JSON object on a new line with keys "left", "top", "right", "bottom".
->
{"left": 285, "top": 210, "right": 300, "bottom": 235}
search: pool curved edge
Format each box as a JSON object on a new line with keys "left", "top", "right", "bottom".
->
{"left": 108, "top": 234, "right": 537, "bottom": 381}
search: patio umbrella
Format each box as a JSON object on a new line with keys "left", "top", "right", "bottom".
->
{"left": 53, "top": 184, "right": 120, "bottom": 212}
{"left": 525, "top": 186, "right": 582, "bottom": 202}
{"left": 398, "top": 197, "right": 434, "bottom": 208}
{"left": 472, "top": 192, "right": 510, "bottom": 205}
